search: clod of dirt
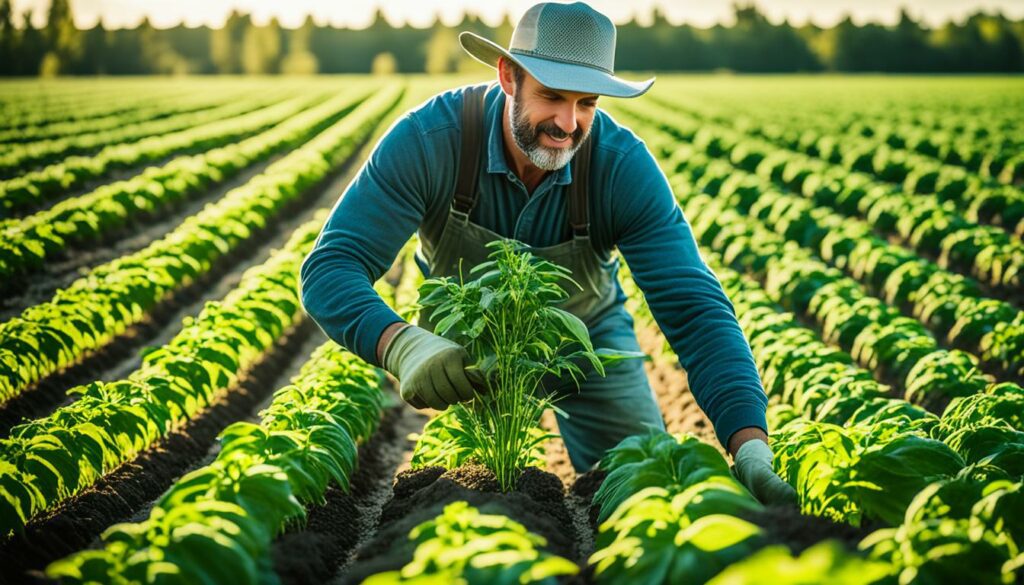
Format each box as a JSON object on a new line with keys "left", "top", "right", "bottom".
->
{"left": 440, "top": 463, "right": 500, "bottom": 492}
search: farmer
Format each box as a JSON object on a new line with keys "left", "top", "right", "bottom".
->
{"left": 300, "top": 2, "right": 796, "bottom": 505}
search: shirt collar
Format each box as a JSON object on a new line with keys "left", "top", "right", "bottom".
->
{"left": 485, "top": 85, "right": 573, "bottom": 187}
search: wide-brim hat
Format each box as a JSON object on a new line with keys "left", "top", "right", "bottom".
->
{"left": 459, "top": 2, "right": 654, "bottom": 99}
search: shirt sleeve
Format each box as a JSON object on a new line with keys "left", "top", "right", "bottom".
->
{"left": 299, "top": 113, "right": 431, "bottom": 367}
{"left": 611, "top": 140, "right": 768, "bottom": 449}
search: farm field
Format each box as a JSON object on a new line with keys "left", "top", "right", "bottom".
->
{"left": 1, "top": 75, "right": 1022, "bottom": 584}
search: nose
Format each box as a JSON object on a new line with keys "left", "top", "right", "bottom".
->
{"left": 553, "top": 103, "right": 577, "bottom": 136}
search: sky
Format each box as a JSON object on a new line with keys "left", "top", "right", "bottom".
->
{"left": 9, "top": 0, "right": 1024, "bottom": 30}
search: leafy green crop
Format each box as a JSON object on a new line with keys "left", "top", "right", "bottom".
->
{"left": 860, "top": 477, "right": 1023, "bottom": 584}
{"left": 594, "top": 431, "right": 753, "bottom": 523}
{"left": 0, "top": 210, "right": 329, "bottom": 539}
{"left": 705, "top": 541, "right": 890, "bottom": 585}
{"left": 0, "top": 84, "right": 403, "bottom": 406}
{"left": 415, "top": 239, "right": 642, "bottom": 490}
{"left": 590, "top": 486, "right": 764, "bottom": 585}
{"left": 46, "top": 342, "right": 385, "bottom": 585}
{"left": 363, "top": 501, "right": 578, "bottom": 585}
{"left": 772, "top": 419, "right": 964, "bottom": 526}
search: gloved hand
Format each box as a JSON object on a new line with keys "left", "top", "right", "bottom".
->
{"left": 732, "top": 439, "right": 798, "bottom": 507}
{"left": 382, "top": 325, "right": 482, "bottom": 410}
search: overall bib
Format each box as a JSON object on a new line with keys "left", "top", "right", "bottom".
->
{"left": 417, "top": 84, "right": 665, "bottom": 471}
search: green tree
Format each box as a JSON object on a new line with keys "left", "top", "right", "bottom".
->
{"left": 40, "top": 0, "right": 81, "bottom": 76}
{"left": 242, "top": 18, "right": 281, "bottom": 74}
{"left": 210, "top": 10, "right": 247, "bottom": 73}
{"left": 280, "top": 15, "right": 317, "bottom": 75}
{"left": 371, "top": 51, "right": 397, "bottom": 74}
{"left": 0, "top": 0, "right": 15, "bottom": 75}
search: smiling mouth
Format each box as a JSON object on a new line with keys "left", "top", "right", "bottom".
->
{"left": 544, "top": 132, "right": 571, "bottom": 146}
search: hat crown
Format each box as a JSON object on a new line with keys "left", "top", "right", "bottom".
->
{"left": 509, "top": 2, "right": 617, "bottom": 74}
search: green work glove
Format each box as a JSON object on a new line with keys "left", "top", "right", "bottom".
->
{"left": 733, "top": 440, "right": 798, "bottom": 507}
{"left": 382, "top": 325, "right": 481, "bottom": 410}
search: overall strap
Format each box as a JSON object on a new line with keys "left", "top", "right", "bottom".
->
{"left": 567, "top": 136, "right": 593, "bottom": 237}
{"left": 453, "top": 84, "right": 489, "bottom": 214}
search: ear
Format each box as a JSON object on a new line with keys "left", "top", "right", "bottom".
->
{"left": 497, "top": 56, "right": 515, "bottom": 97}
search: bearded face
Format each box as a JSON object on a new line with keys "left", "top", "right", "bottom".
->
{"left": 507, "top": 73, "right": 593, "bottom": 172}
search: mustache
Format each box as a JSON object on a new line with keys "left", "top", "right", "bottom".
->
{"left": 536, "top": 120, "right": 584, "bottom": 144}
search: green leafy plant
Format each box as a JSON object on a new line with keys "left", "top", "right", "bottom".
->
{"left": 415, "top": 239, "right": 642, "bottom": 490}
{"left": 363, "top": 501, "right": 578, "bottom": 585}
{"left": 589, "top": 485, "right": 764, "bottom": 585}
{"left": 46, "top": 342, "right": 386, "bottom": 584}
{"left": 705, "top": 541, "right": 890, "bottom": 585}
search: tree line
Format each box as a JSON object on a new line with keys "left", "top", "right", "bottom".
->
{"left": 1, "top": 0, "right": 1022, "bottom": 76}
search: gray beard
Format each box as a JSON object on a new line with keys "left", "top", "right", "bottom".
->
{"left": 508, "top": 91, "right": 590, "bottom": 172}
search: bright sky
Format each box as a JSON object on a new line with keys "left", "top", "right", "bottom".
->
{"left": 10, "top": 0, "right": 1024, "bottom": 30}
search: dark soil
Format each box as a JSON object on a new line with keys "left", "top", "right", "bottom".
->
{"left": 340, "top": 464, "right": 575, "bottom": 585}
{"left": 739, "top": 505, "right": 883, "bottom": 554}
{"left": 0, "top": 319, "right": 315, "bottom": 584}
{"left": 271, "top": 404, "right": 423, "bottom": 585}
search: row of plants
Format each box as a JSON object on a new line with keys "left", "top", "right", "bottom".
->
{"left": 0, "top": 89, "right": 233, "bottom": 144}
{"left": 675, "top": 152, "right": 1023, "bottom": 384}
{"left": 748, "top": 114, "right": 1024, "bottom": 198}
{"left": 0, "top": 209, "right": 327, "bottom": 540}
{"left": 0, "top": 85, "right": 192, "bottom": 134}
{"left": 0, "top": 85, "right": 373, "bottom": 281}
{"left": 0, "top": 91, "right": 327, "bottom": 217}
{"left": 0, "top": 89, "right": 293, "bottom": 179}
{"left": 587, "top": 431, "right": 893, "bottom": 584}
{"left": 699, "top": 250, "right": 1024, "bottom": 583}
{"left": 634, "top": 225, "right": 1022, "bottom": 582}
{"left": 610, "top": 104, "right": 1024, "bottom": 382}
{"left": 0, "top": 84, "right": 404, "bottom": 407}
{"left": 685, "top": 185, "right": 1010, "bottom": 409}
{"left": 362, "top": 500, "right": 579, "bottom": 584}
{"left": 654, "top": 93, "right": 1024, "bottom": 189}
{"left": 612, "top": 100, "right": 1024, "bottom": 290}
{"left": 44, "top": 339, "right": 387, "bottom": 585}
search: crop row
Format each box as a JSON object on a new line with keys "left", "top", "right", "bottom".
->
{"left": 46, "top": 340, "right": 387, "bottom": 584}
{"left": 657, "top": 94, "right": 1024, "bottom": 231}
{"left": 704, "top": 252, "right": 1023, "bottom": 583}
{"left": 670, "top": 156, "right": 1024, "bottom": 384}
{"left": 679, "top": 180, "right": 1017, "bottom": 404}
{"left": 0, "top": 90, "right": 249, "bottom": 144}
{"left": 0, "top": 89, "right": 295, "bottom": 179}
{"left": 618, "top": 232, "right": 1021, "bottom": 582}
{"left": 0, "top": 85, "right": 372, "bottom": 282}
{"left": 0, "top": 91, "right": 326, "bottom": 217}
{"left": 0, "top": 85, "right": 192, "bottom": 132}
{"left": 0, "top": 210, "right": 323, "bottom": 538}
{"left": 0, "top": 84, "right": 404, "bottom": 407}
{"left": 612, "top": 99, "right": 1024, "bottom": 291}
{"left": 652, "top": 93, "right": 1024, "bottom": 186}
{"left": 610, "top": 104, "right": 1024, "bottom": 382}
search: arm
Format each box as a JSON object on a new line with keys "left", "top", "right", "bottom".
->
{"left": 299, "top": 113, "right": 429, "bottom": 367}
{"left": 611, "top": 141, "right": 769, "bottom": 451}
{"left": 612, "top": 143, "right": 795, "bottom": 505}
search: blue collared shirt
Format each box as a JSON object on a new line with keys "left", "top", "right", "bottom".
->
{"left": 299, "top": 82, "right": 768, "bottom": 446}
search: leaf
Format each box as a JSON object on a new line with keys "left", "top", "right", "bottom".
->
{"left": 542, "top": 307, "right": 593, "bottom": 351}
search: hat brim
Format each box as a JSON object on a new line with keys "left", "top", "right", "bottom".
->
{"left": 459, "top": 31, "right": 654, "bottom": 99}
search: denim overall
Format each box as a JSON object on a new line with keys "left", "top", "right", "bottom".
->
{"left": 417, "top": 84, "right": 665, "bottom": 471}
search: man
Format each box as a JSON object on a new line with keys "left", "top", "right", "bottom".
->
{"left": 300, "top": 2, "right": 795, "bottom": 505}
